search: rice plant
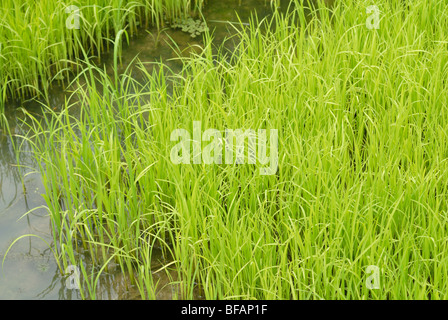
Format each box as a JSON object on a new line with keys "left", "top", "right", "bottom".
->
{"left": 0, "top": 0, "right": 206, "bottom": 110}
{"left": 19, "top": 0, "right": 448, "bottom": 299}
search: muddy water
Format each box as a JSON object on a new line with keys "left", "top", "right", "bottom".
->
{"left": 0, "top": 0, "right": 318, "bottom": 299}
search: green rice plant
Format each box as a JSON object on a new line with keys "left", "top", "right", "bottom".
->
{"left": 21, "top": 0, "right": 448, "bottom": 299}
{"left": 0, "top": 0, "right": 206, "bottom": 112}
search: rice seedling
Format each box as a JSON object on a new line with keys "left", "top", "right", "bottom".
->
{"left": 16, "top": 0, "right": 448, "bottom": 300}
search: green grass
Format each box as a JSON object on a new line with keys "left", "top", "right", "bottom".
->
{"left": 0, "top": 0, "right": 206, "bottom": 108}
{"left": 18, "top": 0, "right": 448, "bottom": 299}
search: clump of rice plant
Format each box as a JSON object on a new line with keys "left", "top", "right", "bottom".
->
{"left": 0, "top": 0, "right": 206, "bottom": 110}
{"left": 21, "top": 0, "right": 448, "bottom": 299}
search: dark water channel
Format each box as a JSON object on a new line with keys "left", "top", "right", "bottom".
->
{"left": 0, "top": 0, "right": 314, "bottom": 299}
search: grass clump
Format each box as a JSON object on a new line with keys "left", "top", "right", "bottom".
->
{"left": 21, "top": 0, "right": 448, "bottom": 299}
{"left": 0, "top": 0, "right": 206, "bottom": 109}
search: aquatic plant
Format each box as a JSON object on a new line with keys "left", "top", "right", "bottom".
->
{"left": 169, "top": 17, "right": 209, "bottom": 38}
